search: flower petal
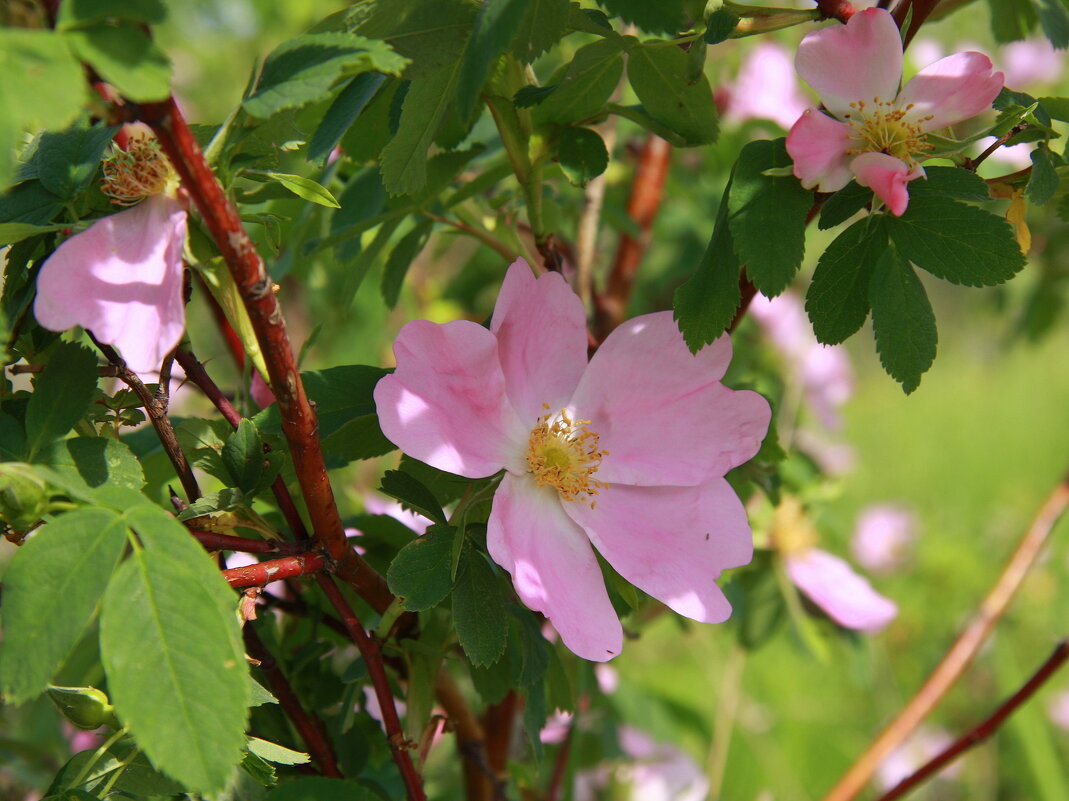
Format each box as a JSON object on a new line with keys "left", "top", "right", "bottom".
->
{"left": 565, "top": 479, "right": 752, "bottom": 624}
{"left": 487, "top": 473, "right": 623, "bottom": 661}
{"left": 898, "top": 51, "right": 1004, "bottom": 131}
{"left": 851, "top": 152, "right": 924, "bottom": 216}
{"left": 569, "top": 312, "right": 770, "bottom": 486}
{"left": 490, "top": 259, "right": 589, "bottom": 424}
{"left": 374, "top": 319, "right": 526, "bottom": 478}
{"left": 786, "top": 109, "right": 857, "bottom": 193}
{"left": 33, "top": 195, "right": 187, "bottom": 374}
{"left": 795, "top": 8, "right": 903, "bottom": 117}
{"left": 786, "top": 548, "right": 898, "bottom": 631}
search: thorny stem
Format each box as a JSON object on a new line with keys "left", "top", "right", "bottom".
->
{"left": 821, "top": 471, "right": 1069, "bottom": 801}
{"left": 136, "top": 98, "right": 392, "bottom": 612}
{"left": 243, "top": 625, "right": 341, "bottom": 777}
{"left": 421, "top": 211, "right": 519, "bottom": 262}
{"left": 435, "top": 671, "right": 498, "bottom": 801}
{"left": 483, "top": 692, "right": 517, "bottom": 788}
{"left": 223, "top": 552, "right": 328, "bottom": 588}
{"left": 892, "top": 0, "right": 940, "bottom": 47}
{"left": 314, "top": 575, "right": 427, "bottom": 801}
{"left": 9, "top": 364, "right": 122, "bottom": 376}
{"left": 966, "top": 123, "right": 1030, "bottom": 171}
{"left": 876, "top": 640, "right": 1069, "bottom": 801}
{"left": 190, "top": 529, "right": 307, "bottom": 554}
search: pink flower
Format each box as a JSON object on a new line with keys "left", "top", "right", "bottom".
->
{"left": 786, "top": 8, "right": 1003, "bottom": 215}
{"left": 722, "top": 42, "right": 811, "bottom": 130}
{"left": 374, "top": 260, "right": 771, "bottom": 661}
{"left": 851, "top": 503, "right": 917, "bottom": 573}
{"left": 33, "top": 131, "right": 186, "bottom": 374}
{"left": 1001, "top": 38, "right": 1063, "bottom": 89}
{"left": 1047, "top": 689, "right": 1069, "bottom": 731}
{"left": 877, "top": 726, "right": 958, "bottom": 790}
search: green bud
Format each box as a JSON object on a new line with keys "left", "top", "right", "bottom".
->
{"left": 47, "top": 685, "right": 121, "bottom": 730}
{"left": 0, "top": 463, "right": 49, "bottom": 535}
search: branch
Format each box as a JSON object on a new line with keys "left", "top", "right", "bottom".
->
{"left": 822, "top": 471, "right": 1069, "bottom": 801}
{"left": 435, "top": 671, "right": 496, "bottom": 801}
{"left": 189, "top": 529, "right": 308, "bottom": 554}
{"left": 314, "top": 575, "right": 426, "bottom": 801}
{"left": 814, "top": 0, "right": 857, "bottom": 22}
{"left": 224, "top": 552, "right": 328, "bottom": 588}
{"left": 892, "top": 0, "right": 940, "bottom": 47}
{"left": 876, "top": 639, "right": 1069, "bottom": 801}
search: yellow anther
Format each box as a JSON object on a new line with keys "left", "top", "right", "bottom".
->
{"left": 526, "top": 405, "right": 609, "bottom": 505}
{"left": 845, "top": 97, "right": 932, "bottom": 163}
{"left": 101, "top": 135, "right": 175, "bottom": 205}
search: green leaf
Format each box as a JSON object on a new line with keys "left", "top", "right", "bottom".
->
{"left": 673, "top": 174, "right": 742, "bottom": 351}
{"left": 511, "top": 0, "right": 571, "bottom": 62}
{"left": 264, "top": 776, "right": 382, "bottom": 801}
{"left": 1034, "top": 0, "right": 1069, "bottom": 47}
{"left": 0, "top": 508, "right": 127, "bottom": 703}
{"left": 912, "top": 165, "right": 992, "bottom": 202}
{"left": 320, "top": 414, "right": 396, "bottom": 463}
{"left": 454, "top": 548, "right": 509, "bottom": 667}
{"left": 705, "top": 8, "right": 741, "bottom": 43}
{"left": 221, "top": 419, "right": 280, "bottom": 496}
{"left": 243, "top": 33, "right": 408, "bottom": 118}
{"left": 259, "top": 172, "right": 340, "bottom": 208}
{"left": 818, "top": 182, "right": 872, "bottom": 230}
{"left": 47, "top": 743, "right": 185, "bottom": 797}
{"left": 597, "top": 0, "right": 686, "bottom": 32}
{"left": 25, "top": 342, "right": 99, "bottom": 458}
{"left": 0, "top": 29, "right": 89, "bottom": 189}
{"left": 0, "top": 221, "right": 67, "bottom": 245}
{"left": 56, "top": 0, "right": 167, "bottom": 29}
{"left": 0, "top": 179, "right": 64, "bottom": 224}
{"left": 988, "top": 0, "right": 1037, "bottom": 41}
{"left": 1038, "top": 95, "right": 1069, "bottom": 122}
{"left": 351, "top": 0, "right": 476, "bottom": 80}
{"left": 869, "top": 246, "right": 937, "bottom": 393}
{"left": 886, "top": 194, "right": 1026, "bottom": 286}
{"left": 627, "top": 43, "right": 718, "bottom": 146}
{"left": 533, "top": 38, "right": 625, "bottom": 125}
{"left": 387, "top": 524, "right": 456, "bottom": 610}
{"left": 35, "top": 123, "right": 117, "bottom": 199}
{"left": 379, "top": 470, "right": 446, "bottom": 525}
{"left": 556, "top": 126, "right": 609, "bottom": 186}
{"left": 381, "top": 218, "right": 434, "bottom": 307}
{"left": 307, "top": 72, "right": 386, "bottom": 165}
{"left": 728, "top": 139, "right": 811, "bottom": 296}
{"left": 458, "top": 0, "right": 529, "bottom": 118}
{"left": 37, "top": 436, "right": 147, "bottom": 496}
{"left": 1027, "top": 146, "right": 1059, "bottom": 205}
{"left": 64, "top": 24, "right": 171, "bottom": 102}
{"left": 806, "top": 215, "right": 888, "bottom": 344}
{"left": 100, "top": 507, "right": 249, "bottom": 795}
{"left": 247, "top": 736, "right": 311, "bottom": 765}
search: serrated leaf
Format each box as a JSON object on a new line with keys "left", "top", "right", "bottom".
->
{"left": 728, "top": 139, "right": 811, "bottom": 296}
{"left": 556, "top": 126, "right": 609, "bottom": 186}
{"left": 818, "top": 182, "right": 872, "bottom": 230}
{"left": 1027, "top": 146, "right": 1059, "bottom": 205}
{"left": 673, "top": 175, "right": 742, "bottom": 351}
{"left": 64, "top": 24, "right": 171, "bottom": 102}
{"left": 100, "top": 511, "right": 249, "bottom": 795}
{"left": 533, "top": 38, "right": 625, "bottom": 125}
{"left": 56, "top": 0, "right": 167, "bottom": 29}
{"left": 379, "top": 470, "right": 446, "bottom": 525}
{"left": 352, "top": 0, "right": 476, "bottom": 80}
{"left": 705, "top": 8, "right": 741, "bottom": 43}
{"left": 597, "top": 0, "right": 685, "bottom": 32}
{"left": 307, "top": 72, "right": 386, "bottom": 165}
{"left": 806, "top": 215, "right": 888, "bottom": 344}
{"left": 320, "top": 414, "right": 396, "bottom": 463}
{"left": 627, "top": 43, "right": 718, "bottom": 146}
{"left": 387, "top": 524, "right": 455, "bottom": 610}
{"left": 221, "top": 419, "right": 271, "bottom": 495}
{"left": 886, "top": 194, "right": 1026, "bottom": 286}
{"left": 25, "top": 343, "right": 99, "bottom": 458}
{"left": 37, "top": 436, "right": 146, "bottom": 497}
{"left": 869, "top": 247, "right": 937, "bottom": 393}
{"left": 912, "top": 165, "right": 992, "bottom": 202}
{"left": 381, "top": 218, "right": 433, "bottom": 307}
{"left": 454, "top": 548, "right": 509, "bottom": 666}
{"left": 0, "top": 221, "right": 67, "bottom": 245}
{"left": 511, "top": 0, "right": 571, "bottom": 62}
{"left": 1038, "top": 95, "right": 1069, "bottom": 122}
{"left": 0, "top": 509, "right": 127, "bottom": 703}
{"left": 244, "top": 33, "right": 408, "bottom": 118}
{"left": 260, "top": 172, "right": 339, "bottom": 208}
{"left": 1034, "top": 0, "right": 1069, "bottom": 47}
{"left": 988, "top": 0, "right": 1037, "bottom": 41}
{"left": 47, "top": 744, "right": 185, "bottom": 798}
{"left": 247, "top": 736, "right": 311, "bottom": 765}
{"left": 458, "top": 0, "right": 529, "bottom": 118}
{"left": 36, "top": 123, "right": 117, "bottom": 199}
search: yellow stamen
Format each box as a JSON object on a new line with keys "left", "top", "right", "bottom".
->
{"left": 842, "top": 98, "right": 934, "bottom": 164}
{"left": 526, "top": 404, "right": 608, "bottom": 505}
{"left": 101, "top": 135, "right": 175, "bottom": 205}
{"left": 770, "top": 497, "right": 819, "bottom": 556}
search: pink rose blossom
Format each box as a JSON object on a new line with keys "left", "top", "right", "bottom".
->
{"left": 722, "top": 42, "right": 811, "bottom": 130}
{"left": 1001, "top": 38, "right": 1064, "bottom": 89}
{"left": 786, "top": 7, "right": 1003, "bottom": 215}
{"left": 786, "top": 548, "right": 898, "bottom": 631}
{"left": 851, "top": 503, "right": 917, "bottom": 573}
{"left": 877, "top": 726, "right": 958, "bottom": 790}
{"left": 1047, "top": 689, "right": 1069, "bottom": 731}
{"left": 374, "top": 260, "right": 771, "bottom": 661}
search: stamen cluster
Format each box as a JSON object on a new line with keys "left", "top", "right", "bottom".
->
{"left": 101, "top": 136, "right": 175, "bottom": 205}
{"left": 526, "top": 405, "right": 609, "bottom": 507}
{"left": 843, "top": 99, "right": 934, "bottom": 163}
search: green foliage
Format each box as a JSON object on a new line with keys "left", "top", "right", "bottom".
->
{"left": 705, "top": 8, "right": 741, "bottom": 43}
{"left": 627, "top": 43, "right": 719, "bottom": 146}
{"left": 869, "top": 247, "right": 938, "bottom": 393}
{"left": 379, "top": 470, "right": 446, "bottom": 525}
{"left": 457, "top": 0, "right": 529, "bottom": 118}
{"left": 264, "top": 776, "right": 384, "bottom": 800}
{"left": 453, "top": 547, "right": 510, "bottom": 667}
{"left": 64, "top": 25, "right": 172, "bottom": 102}
{"left": 307, "top": 73, "right": 386, "bottom": 165}
{"left": 510, "top": 0, "right": 572, "bottom": 62}
{"left": 24, "top": 343, "right": 98, "bottom": 459}
{"left": 556, "top": 126, "right": 609, "bottom": 186}
{"left": 806, "top": 216, "right": 888, "bottom": 344}
{"left": 387, "top": 524, "right": 456, "bottom": 610}
{"left": 31, "top": 123, "right": 116, "bottom": 199}
{"left": 532, "top": 38, "right": 626, "bottom": 125}
{"left": 221, "top": 419, "right": 282, "bottom": 497}
{"left": 55, "top": 0, "right": 167, "bottom": 29}
{"left": 1027, "top": 145, "right": 1059, "bottom": 205}
{"left": 597, "top": 0, "right": 686, "bottom": 32}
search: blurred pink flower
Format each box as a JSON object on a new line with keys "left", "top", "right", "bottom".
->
{"left": 1001, "top": 38, "right": 1064, "bottom": 89}
{"left": 1047, "top": 689, "right": 1069, "bottom": 731}
{"left": 33, "top": 131, "right": 186, "bottom": 374}
{"left": 616, "top": 728, "right": 709, "bottom": 801}
{"left": 852, "top": 503, "right": 917, "bottom": 573}
{"left": 722, "top": 42, "right": 810, "bottom": 129}
{"left": 877, "top": 726, "right": 958, "bottom": 789}
{"left": 363, "top": 493, "right": 432, "bottom": 536}
{"left": 375, "top": 259, "right": 770, "bottom": 661}
{"left": 786, "top": 7, "right": 1003, "bottom": 215}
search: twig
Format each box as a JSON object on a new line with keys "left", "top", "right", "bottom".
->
{"left": 483, "top": 692, "right": 516, "bottom": 788}
{"left": 892, "top": 0, "right": 940, "bottom": 47}
{"left": 243, "top": 625, "right": 341, "bottom": 777}
{"left": 436, "top": 671, "right": 496, "bottom": 801}
{"left": 544, "top": 707, "right": 577, "bottom": 801}
{"left": 421, "top": 211, "right": 519, "bottom": 262}
{"left": 190, "top": 529, "right": 307, "bottom": 554}
{"left": 822, "top": 471, "right": 1069, "bottom": 801}
{"left": 815, "top": 0, "right": 857, "bottom": 22}
{"left": 8, "top": 364, "right": 122, "bottom": 376}
{"left": 575, "top": 119, "right": 619, "bottom": 308}
{"left": 877, "top": 639, "right": 1069, "bottom": 801}
{"left": 315, "top": 575, "right": 426, "bottom": 801}
{"left": 223, "top": 552, "right": 328, "bottom": 588}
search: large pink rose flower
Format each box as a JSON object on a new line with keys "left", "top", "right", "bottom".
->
{"left": 374, "top": 260, "right": 771, "bottom": 661}
{"left": 786, "top": 7, "right": 1003, "bottom": 216}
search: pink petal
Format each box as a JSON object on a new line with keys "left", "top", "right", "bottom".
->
{"left": 725, "top": 42, "right": 811, "bottom": 130}
{"left": 786, "top": 110, "right": 857, "bottom": 193}
{"left": 786, "top": 548, "right": 898, "bottom": 632}
{"left": 487, "top": 473, "right": 623, "bottom": 661}
{"left": 490, "top": 259, "right": 588, "bottom": 424}
{"left": 374, "top": 319, "right": 527, "bottom": 478}
{"left": 898, "top": 51, "right": 1004, "bottom": 131}
{"left": 250, "top": 371, "right": 275, "bottom": 409}
{"left": 566, "top": 479, "right": 752, "bottom": 624}
{"left": 33, "top": 195, "right": 187, "bottom": 374}
{"left": 851, "top": 151, "right": 924, "bottom": 216}
{"left": 569, "top": 312, "right": 770, "bottom": 486}
{"left": 795, "top": 8, "right": 903, "bottom": 117}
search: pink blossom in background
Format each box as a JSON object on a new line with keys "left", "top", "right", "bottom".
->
{"left": 722, "top": 42, "right": 811, "bottom": 129}
{"left": 852, "top": 504, "right": 917, "bottom": 573}
{"left": 786, "top": 8, "right": 1003, "bottom": 215}
{"left": 1047, "top": 690, "right": 1069, "bottom": 731}
{"left": 1001, "top": 38, "right": 1064, "bottom": 89}
{"left": 362, "top": 493, "right": 432, "bottom": 536}
{"left": 375, "top": 259, "right": 770, "bottom": 661}
{"left": 615, "top": 727, "right": 709, "bottom": 801}
{"left": 877, "top": 726, "right": 958, "bottom": 790}
{"left": 250, "top": 371, "right": 276, "bottom": 409}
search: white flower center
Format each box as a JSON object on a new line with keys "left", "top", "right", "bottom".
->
{"left": 525, "top": 405, "right": 608, "bottom": 507}
{"left": 842, "top": 98, "right": 934, "bottom": 164}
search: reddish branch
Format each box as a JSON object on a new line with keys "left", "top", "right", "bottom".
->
{"left": 436, "top": 672, "right": 495, "bottom": 801}
{"left": 892, "top": 0, "right": 940, "bottom": 47}
{"left": 815, "top": 0, "right": 857, "bottom": 23}
{"left": 877, "top": 640, "right": 1069, "bottom": 801}
{"left": 137, "top": 99, "right": 392, "bottom": 613}
{"left": 224, "top": 552, "right": 328, "bottom": 588}
{"left": 190, "top": 529, "right": 308, "bottom": 554}
{"left": 243, "top": 625, "right": 341, "bottom": 777}
{"left": 315, "top": 575, "right": 427, "bottom": 801}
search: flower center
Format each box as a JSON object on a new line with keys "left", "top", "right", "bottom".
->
{"left": 771, "top": 497, "right": 819, "bottom": 556}
{"left": 101, "top": 135, "right": 176, "bottom": 205}
{"left": 843, "top": 99, "right": 934, "bottom": 164}
{"left": 526, "top": 405, "right": 608, "bottom": 507}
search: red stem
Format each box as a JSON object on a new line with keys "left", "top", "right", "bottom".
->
{"left": 315, "top": 575, "right": 427, "bottom": 801}
{"left": 190, "top": 529, "right": 308, "bottom": 554}
{"left": 815, "top": 0, "right": 857, "bottom": 22}
{"left": 224, "top": 552, "right": 328, "bottom": 588}
{"left": 892, "top": 0, "right": 940, "bottom": 47}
